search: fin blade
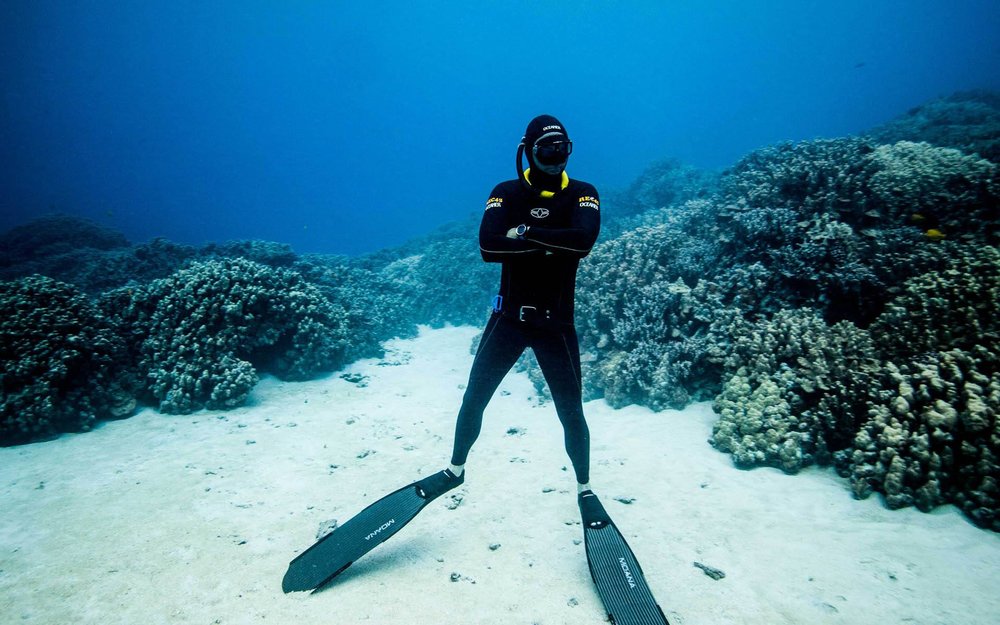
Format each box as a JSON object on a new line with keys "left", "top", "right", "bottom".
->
{"left": 580, "top": 493, "right": 670, "bottom": 625}
{"left": 283, "top": 484, "right": 425, "bottom": 592}
{"left": 282, "top": 470, "right": 462, "bottom": 593}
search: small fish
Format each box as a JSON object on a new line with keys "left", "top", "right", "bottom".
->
{"left": 910, "top": 213, "right": 926, "bottom": 223}
{"left": 925, "top": 229, "right": 945, "bottom": 241}
{"left": 854, "top": 62, "right": 866, "bottom": 69}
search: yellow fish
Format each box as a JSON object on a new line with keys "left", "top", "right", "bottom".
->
{"left": 925, "top": 229, "right": 945, "bottom": 241}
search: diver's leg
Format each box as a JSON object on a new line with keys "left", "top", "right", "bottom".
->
{"left": 450, "top": 315, "right": 527, "bottom": 468}
{"left": 532, "top": 325, "right": 590, "bottom": 485}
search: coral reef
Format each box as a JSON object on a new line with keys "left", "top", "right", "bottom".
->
{"left": 866, "top": 90, "right": 1000, "bottom": 163}
{"left": 710, "top": 309, "right": 879, "bottom": 472}
{"left": 1, "top": 276, "right": 134, "bottom": 445}
{"left": 378, "top": 237, "right": 498, "bottom": 329}
{"left": 711, "top": 373, "right": 798, "bottom": 470}
{"left": 576, "top": 202, "right": 726, "bottom": 352}
{"left": 870, "top": 245, "right": 1000, "bottom": 361}
{"left": 600, "top": 159, "right": 718, "bottom": 237}
{"left": 0, "top": 214, "right": 129, "bottom": 267}
{"left": 65, "top": 238, "right": 201, "bottom": 294}
{"left": 717, "top": 138, "right": 877, "bottom": 222}
{"left": 710, "top": 138, "right": 998, "bottom": 318}
{"left": 708, "top": 241, "right": 998, "bottom": 527}
{"left": 713, "top": 139, "right": 910, "bottom": 322}
{"left": 296, "top": 255, "right": 415, "bottom": 361}
{"left": 207, "top": 240, "right": 299, "bottom": 267}
{"left": 597, "top": 278, "right": 731, "bottom": 410}
{"left": 103, "top": 258, "right": 350, "bottom": 413}
{"left": 840, "top": 245, "right": 1000, "bottom": 528}
{"left": 867, "top": 141, "right": 999, "bottom": 244}
{"left": 2, "top": 91, "right": 998, "bottom": 531}
{"left": 576, "top": 227, "right": 734, "bottom": 409}
{"left": 623, "top": 159, "right": 718, "bottom": 213}
{"left": 0, "top": 235, "right": 199, "bottom": 294}
{"left": 847, "top": 346, "right": 999, "bottom": 530}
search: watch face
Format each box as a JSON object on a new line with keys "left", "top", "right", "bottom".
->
{"left": 517, "top": 225, "right": 527, "bottom": 236}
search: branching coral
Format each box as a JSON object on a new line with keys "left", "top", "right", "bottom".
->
{"left": 576, "top": 203, "right": 725, "bottom": 353}
{"left": 578, "top": 265, "right": 732, "bottom": 410}
{"left": 297, "top": 256, "right": 415, "bottom": 362}
{"left": 718, "top": 137, "right": 998, "bottom": 245}
{"left": 103, "top": 258, "right": 350, "bottom": 413}
{"left": 709, "top": 137, "right": 999, "bottom": 322}
{"left": 718, "top": 138, "right": 877, "bottom": 223}
{"left": 208, "top": 240, "right": 299, "bottom": 267}
{"left": 710, "top": 139, "right": 893, "bottom": 321}
{"left": 867, "top": 141, "right": 999, "bottom": 243}
{"left": 871, "top": 244, "right": 1000, "bottom": 361}
{"left": 1, "top": 276, "right": 134, "bottom": 445}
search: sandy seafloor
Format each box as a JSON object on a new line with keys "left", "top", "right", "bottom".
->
{"left": 1, "top": 326, "right": 998, "bottom": 625}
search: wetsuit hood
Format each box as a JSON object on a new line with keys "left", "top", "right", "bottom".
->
{"left": 524, "top": 114, "right": 569, "bottom": 149}
{"left": 517, "top": 114, "right": 571, "bottom": 196}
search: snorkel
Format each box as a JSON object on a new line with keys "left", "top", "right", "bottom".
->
{"left": 516, "top": 138, "right": 532, "bottom": 193}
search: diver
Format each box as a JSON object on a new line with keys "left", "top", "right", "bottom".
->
{"left": 283, "top": 114, "right": 602, "bottom": 594}
{"left": 446, "top": 114, "right": 601, "bottom": 494}
{"left": 286, "top": 119, "right": 666, "bottom": 617}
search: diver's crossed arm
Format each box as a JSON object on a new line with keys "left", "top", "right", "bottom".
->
{"left": 478, "top": 192, "right": 544, "bottom": 262}
{"left": 478, "top": 187, "right": 601, "bottom": 262}
{"left": 524, "top": 193, "right": 601, "bottom": 259}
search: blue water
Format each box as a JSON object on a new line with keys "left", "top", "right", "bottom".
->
{"left": 2, "top": 1, "right": 998, "bottom": 255}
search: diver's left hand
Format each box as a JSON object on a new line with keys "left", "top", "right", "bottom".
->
{"left": 506, "top": 227, "right": 519, "bottom": 239}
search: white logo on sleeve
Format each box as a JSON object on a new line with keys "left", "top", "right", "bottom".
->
{"left": 530, "top": 208, "right": 550, "bottom": 219}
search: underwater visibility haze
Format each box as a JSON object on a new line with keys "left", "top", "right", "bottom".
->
{"left": 2, "top": 1, "right": 999, "bottom": 254}
{"left": 3, "top": 4, "right": 1000, "bottom": 624}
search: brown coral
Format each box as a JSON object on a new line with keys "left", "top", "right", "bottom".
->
{"left": 848, "top": 346, "right": 999, "bottom": 530}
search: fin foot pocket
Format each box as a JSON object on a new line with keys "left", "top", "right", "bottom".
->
{"left": 578, "top": 490, "right": 612, "bottom": 529}
{"left": 416, "top": 468, "right": 465, "bottom": 500}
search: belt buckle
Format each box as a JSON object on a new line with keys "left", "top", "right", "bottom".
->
{"left": 519, "top": 305, "right": 536, "bottom": 322}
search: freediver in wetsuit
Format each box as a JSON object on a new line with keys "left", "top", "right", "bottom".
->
{"left": 285, "top": 119, "right": 666, "bottom": 613}
{"left": 447, "top": 114, "right": 600, "bottom": 493}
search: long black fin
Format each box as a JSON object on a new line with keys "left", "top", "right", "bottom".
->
{"left": 282, "top": 469, "right": 463, "bottom": 593}
{"left": 579, "top": 491, "right": 670, "bottom": 624}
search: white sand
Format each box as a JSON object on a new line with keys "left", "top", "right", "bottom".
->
{"left": 1, "top": 325, "right": 998, "bottom": 625}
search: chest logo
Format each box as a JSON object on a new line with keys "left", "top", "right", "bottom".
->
{"left": 530, "top": 208, "right": 550, "bottom": 219}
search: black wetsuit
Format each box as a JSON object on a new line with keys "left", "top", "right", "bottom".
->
{"left": 450, "top": 171, "right": 600, "bottom": 484}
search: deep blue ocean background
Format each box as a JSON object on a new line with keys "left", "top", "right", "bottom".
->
{"left": 2, "top": 1, "right": 999, "bottom": 255}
